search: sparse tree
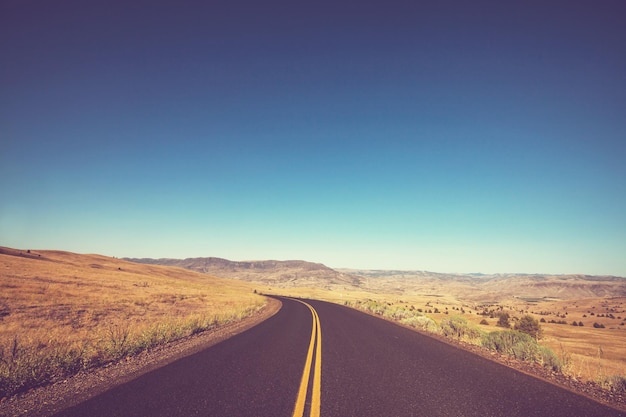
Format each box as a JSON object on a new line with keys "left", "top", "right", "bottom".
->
{"left": 514, "top": 315, "right": 542, "bottom": 339}
{"left": 497, "top": 312, "right": 511, "bottom": 328}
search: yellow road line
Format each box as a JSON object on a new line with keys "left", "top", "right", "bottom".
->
{"left": 311, "top": 305, "right": 322, "bottom": 417}
{"left": 291, "top": 299, "right": 322, "bottom": 417}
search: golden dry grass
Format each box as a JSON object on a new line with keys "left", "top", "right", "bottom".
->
{"left": 0, "top": 247, "right": 265, "bottom": 397}
{"left": 530, "top": 297, "right": 626, "bottom": 382}
{"left": 440, "top": 296, "right": 626, "bottom": 383}
{"left": 415, "top": 296, "right": 625, "bottom": 384}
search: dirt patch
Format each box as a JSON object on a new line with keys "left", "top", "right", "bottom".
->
{"left": 0, "top": 297, "right": 281, "bottom": 417}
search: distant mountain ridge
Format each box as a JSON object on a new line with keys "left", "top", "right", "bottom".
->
{"left": 126, "top": 256, "right": 626, "bottom": 300}
{"left": 125, "top": 257, "right": 363, "bottom": 290}
{"left": 342, "top": 269, "right": 626, "bottom": 300}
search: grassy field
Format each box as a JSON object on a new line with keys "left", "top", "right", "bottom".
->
{"left": 0, "top": 247, "right": 265, "bottom": 398}
{"left": 426, "top": 296, "right": 626, "bottom": 383}
{"left": 523, "top": 297, "right": 626, "bottom": 382}
{"left": 266, "top": 285, "right": 626, "bottom": 390}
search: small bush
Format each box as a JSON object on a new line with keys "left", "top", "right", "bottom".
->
{"left": 401, "top": 315, "right": 440, "bottom": 334}
{"left": 538, "top": 345, "right": 561, "bottom": 371}
{"left": 514, "top": 315, "right": 542, "bottom": 339}
{"left": 496, "top": 313, "right": 511, "bottom": 328}
{"left": 440, "top": 316, "right": 483, "bottom": 343}
{"left": 481, "top": 330, "right": 561, "bottom": 371}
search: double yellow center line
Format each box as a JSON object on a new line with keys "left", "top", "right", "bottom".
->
{"left": 292, "top": 299, "right": 322, "bottom": 417}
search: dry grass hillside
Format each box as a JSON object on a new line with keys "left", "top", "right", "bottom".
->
{"left": 0, "top": 247, "right": 265, "bottom": 398}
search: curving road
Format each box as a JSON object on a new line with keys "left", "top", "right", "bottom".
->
{"left": 53, "top": 297, "right": 624, "bottom": 417}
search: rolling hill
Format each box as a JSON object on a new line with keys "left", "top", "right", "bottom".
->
{"left": 125, "top": 257, "right": 364, "bottom": 290}
{"left": 126, "top": 256, "right": 626, "bottom": 301}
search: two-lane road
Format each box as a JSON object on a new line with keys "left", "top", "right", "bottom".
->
{"left": 52, "top": 297, "right": 624, "bottom": 417}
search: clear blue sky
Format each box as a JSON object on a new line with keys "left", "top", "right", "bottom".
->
{"left": 2, "top": 1, "right": 625, "bottom": 275}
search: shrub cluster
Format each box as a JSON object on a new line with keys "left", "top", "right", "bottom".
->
{"left": 481, "top": 330, "right": 561, "bottom": 371}
{"left": 345, "top": 300, "right": 415, "bottom": 321}
{"left": 346, "top": 300, "right": 562, "bottom": 373}
{"left": 514, "top": 315, "right": 542, "bottom": 339}
{"left": 345, "top": 300, "right": 441, "bottom": 334}
{"left": 440, "top": 316, "right": 483, "bottom": 343}
{"left": 400, "top": 315, "right": 440, "bottom": 333}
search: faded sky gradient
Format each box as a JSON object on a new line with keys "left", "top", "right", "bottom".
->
{"left": 2, "top": 1, "right": 625, "bottom": 275}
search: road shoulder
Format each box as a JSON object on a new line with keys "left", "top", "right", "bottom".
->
{"left": 343, "top": 303, "right": 626, "bottom": 414}
{"left": 1, "top": 297, "right": 282, "bottom": 417}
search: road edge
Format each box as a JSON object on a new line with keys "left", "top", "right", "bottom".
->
{"left": 0, "top": 297, "right": 282, "bottom": 417}
{"left": 340, "top": 302, "right": 626, "bottom": 414}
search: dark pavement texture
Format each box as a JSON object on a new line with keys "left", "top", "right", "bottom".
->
{"left": 53, "top": 297, "right": 624, "bottom": 417}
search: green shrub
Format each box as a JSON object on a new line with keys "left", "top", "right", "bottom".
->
{"left": 482, "top": 330, "right": 533, "bottom": 356}
{"left": 347, "top": 300, "right": 443, "bottom": 335}
{"left": 496, "top": 312, "right": 511, "bottom": 328}
{"left": 481, "top": 330, "right": 561, "bottom": 371}
{"left": 538, "top": 345, "right": 562, "bottom": 371}
{"left": 401, "top": 315, "right": 440, "bottom": 334}
{"left": 514, "top": 315, "right": 542, "bottom": 339}
{"left": 386, "top": 306, "right": 413, "bottom": 320}
{"left": 440, "top": 316, "right": 483, "bottom": 343}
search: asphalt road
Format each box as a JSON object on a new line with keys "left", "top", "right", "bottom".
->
{"left": 53, "top": 297, "right": 624, "bottom": 417}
